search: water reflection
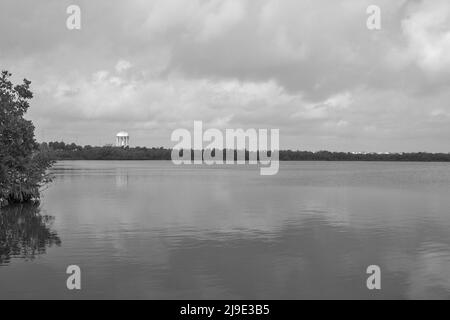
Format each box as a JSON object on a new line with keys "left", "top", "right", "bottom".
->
{"left": 0, "top": 204, "right": 61, "bottom": 265}
{"left": 115, "top": 169, "right": 129, "bottom": 188}
{"left": 1, "top": 161, "right": 450, "bottom": 299}
{"left": 151, "top": 216, "right": 450, "bottom": 299}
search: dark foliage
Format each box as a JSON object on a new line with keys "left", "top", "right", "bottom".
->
{"left": 48, "top": 142, "right": 172, "bottom": 160}
{"left": 0, "top": 203, "right": 61, "bottom": 265}
{"left": 0, "top": 71, "right": 54, "bottom": 207}
{"left": 46, "top": 141, "right": 450, "bottom": 162}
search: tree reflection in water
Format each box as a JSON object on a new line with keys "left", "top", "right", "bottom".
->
{"left": 0, "top": 203, "right": 61, "bottom": 265}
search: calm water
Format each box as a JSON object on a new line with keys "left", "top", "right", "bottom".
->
{"left": 1, "top": 161, "right": 450, "bottom": 299}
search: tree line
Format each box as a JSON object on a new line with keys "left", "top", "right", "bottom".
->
{"left": 44, "top": 141, "right": 450, "bottom": 162}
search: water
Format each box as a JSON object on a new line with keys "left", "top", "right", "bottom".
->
{"left": 1, "top": 161, "right": 450, "bottom": 299}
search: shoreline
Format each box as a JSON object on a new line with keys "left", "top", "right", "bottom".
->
{"left": 51, "top": 159, "right": 450, "bottom": 163}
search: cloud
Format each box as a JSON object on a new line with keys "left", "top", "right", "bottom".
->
{"left": 400, "top": 0, "right": 450, "bottom": 74}
{"left": 40, "top": 61, "right": 302, "bottom": 128}
{"left": 197, "top": 0, "right": 246, "bottom": 42}
{"left": 143, "top": 0, "right": 245, "bottom": 42}
{"left": 1, "top": 0, "right": 450, "bottom": 150}
{"left": 115, "top": 60, "right": 132, "bottom": 74}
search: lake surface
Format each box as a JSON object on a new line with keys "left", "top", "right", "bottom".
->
{"left": 1, "top": 161, "right": 450, "bottom": 299}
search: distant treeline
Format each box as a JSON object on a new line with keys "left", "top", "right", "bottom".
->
{"left": 42, "top": 141, "right": 450, "bottom": 162}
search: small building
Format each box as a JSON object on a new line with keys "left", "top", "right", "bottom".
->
{"left": 116, "top": 131, "right": 130, "bottom": 147}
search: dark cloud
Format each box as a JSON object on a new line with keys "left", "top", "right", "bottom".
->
{"left": 1, "top": 0, "right": 449, "bottom": 151}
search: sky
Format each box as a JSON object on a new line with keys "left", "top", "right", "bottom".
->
{"left": 1, "top": 0, "right": 450, "bottom": 152}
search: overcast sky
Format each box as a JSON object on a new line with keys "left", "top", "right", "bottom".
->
{"left": 1, "top": 0, "right": 450, "bottom": 152}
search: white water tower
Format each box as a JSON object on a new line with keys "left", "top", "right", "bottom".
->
{"left": 116, "top": 131, "right": 130, "bottom": 147}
